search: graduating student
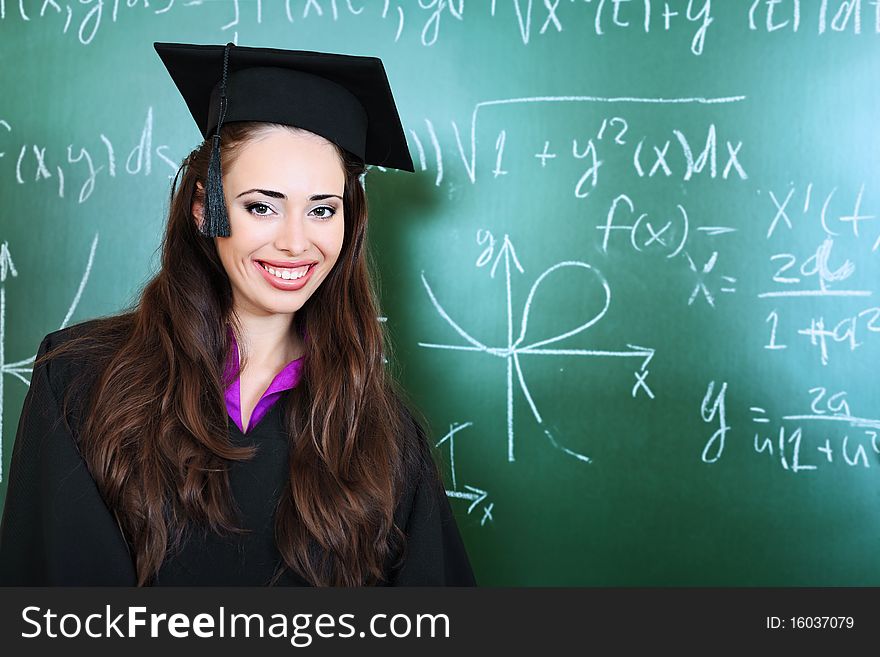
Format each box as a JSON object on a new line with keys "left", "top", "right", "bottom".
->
{"left": 0, "top": 42, "right": 476, "bottom": 587}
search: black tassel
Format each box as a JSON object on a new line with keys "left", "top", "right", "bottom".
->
{"left": 203, "top": 132, "right": 230, "bottom": 237}
{"left": 200, "top": 42, "right": 234, "bottom": 238}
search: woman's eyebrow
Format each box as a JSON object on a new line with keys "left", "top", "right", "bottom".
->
{"left": 235, "top": 189, "right": 343, "bottom": 202}
{"left": 236, "top": 188, "right": 285, "bottom": 199}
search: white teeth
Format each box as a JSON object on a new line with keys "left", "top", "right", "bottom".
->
{"left": 260, "top": 262, "right": 311, "bottom": 280}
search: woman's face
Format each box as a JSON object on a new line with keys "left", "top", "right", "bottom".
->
{"left": 195, "top": 127, "right": 346, "bottom": 318}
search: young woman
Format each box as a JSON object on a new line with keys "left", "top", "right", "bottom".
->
{"left": 0, "top": 42, "right": 476, "bottom": 587}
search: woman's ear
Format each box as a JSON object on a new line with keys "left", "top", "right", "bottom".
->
{"left": 192, "top": 181, "right": 205, "bottom": 227}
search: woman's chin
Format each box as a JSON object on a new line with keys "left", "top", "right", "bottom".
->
{"left": 260, "top": 298, "right": 308, "bottom": 315}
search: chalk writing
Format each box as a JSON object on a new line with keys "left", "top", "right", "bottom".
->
{"left": 0, "top": 234, "right": 99, "bottom": 483}
{"left": 419, "top": 230, "right": 654, "bottom": 463}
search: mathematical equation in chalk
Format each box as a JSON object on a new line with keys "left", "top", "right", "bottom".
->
{"left": 5, "top": 1, "right": 874, "bottom": 53}
{"left": 492, "top": 119, "right": 747, "bottom": 192}
{"left": 0, "top": 111, "right": 179, "bottom": 204}
{"left": 759, "top": 182, "right": 880, "bottom": 365}
{"left": 701, "top": 381, "right": 880, "bottom": 472}
{"left": 407, "top": 102, "right": 750, "bottom": 189}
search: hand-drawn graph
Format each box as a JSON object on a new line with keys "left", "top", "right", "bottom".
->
{"left": 435, "top": 420, "right": 494, "bottom": 526}
{"left": 0, "top": 233, "right": 99, "bottom": 482}
{"left": 419, "top": 232, "right": 655, "bottom": 463}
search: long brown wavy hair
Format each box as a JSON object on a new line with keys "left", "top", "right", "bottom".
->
{"left": 36, "top": 121, "right": 433, "bottom": 586}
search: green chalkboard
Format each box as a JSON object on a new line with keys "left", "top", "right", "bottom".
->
{"left": 2, "top": 1, "right": 880, "bottom": 585}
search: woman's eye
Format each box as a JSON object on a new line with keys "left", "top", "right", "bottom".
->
{"left": 310, "top": 205, "right": 337, "bottom": 220}
{"left": 245, "top": 202, "right": 273, "bottom": 217}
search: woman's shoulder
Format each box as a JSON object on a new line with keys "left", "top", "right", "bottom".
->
{"left": 35, "top": 316, "right": 132, "bottom": 412}
{"left": 40, "top": 317, "right": 106, "bottom": 353}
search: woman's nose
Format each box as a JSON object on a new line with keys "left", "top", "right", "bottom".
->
{"left": 274, "top": 214, "right": 311, "bottom": 255}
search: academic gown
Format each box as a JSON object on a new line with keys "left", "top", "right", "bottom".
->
{"left": 0, "top": 323, "right": 476, "bottom": 586}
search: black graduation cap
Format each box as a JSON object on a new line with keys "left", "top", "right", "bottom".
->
{"left": 154, "top": 41, "right": 415, "bottom": 237}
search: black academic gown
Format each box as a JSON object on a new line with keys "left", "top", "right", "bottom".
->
{"left": 0, "top": 324, "right": 476, "bottom": 586}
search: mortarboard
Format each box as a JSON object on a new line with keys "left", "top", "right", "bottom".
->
{"left": 154, "top": 41, "right": 415, "bottom": 237}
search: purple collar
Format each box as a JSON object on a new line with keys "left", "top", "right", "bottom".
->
{"left": 222, "top": 325, "right": 305, "bottom": 434}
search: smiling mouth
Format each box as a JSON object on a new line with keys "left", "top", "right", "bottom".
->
{"left": 256, "top": 261, "right": 315, "bottom": 281}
